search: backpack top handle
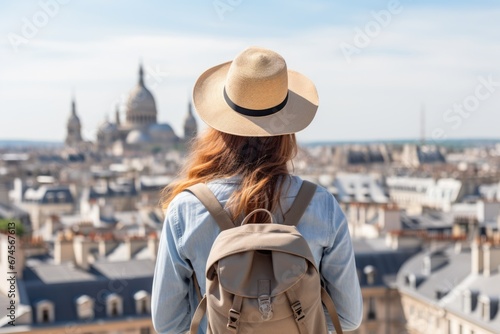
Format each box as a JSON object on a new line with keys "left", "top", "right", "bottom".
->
{"left": 240, "top": 208, "right": 275, "bottom": 225}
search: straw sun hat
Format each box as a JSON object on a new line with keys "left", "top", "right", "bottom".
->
{"left": 192, "top": 46, "right": 318, "bottom": 137}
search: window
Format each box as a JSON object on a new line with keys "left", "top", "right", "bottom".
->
{"left": 364, "top": 265, "right": 376, "bottom": 285}
{"left": 46, "top": 192, "right": 55, "bottom": 203}
{"left": 76, "top": 295, "right": 94, "bottom": 319}
{"left": 105, "top": 293, "right": 123, "bottom": 317}
{"left": 57, "top": 192, "right": 67, "bottom": 202}
{"left": 481, "top": 300, "right": 489, "bottom": 321}
{"left": 42, "top": 309, "right": 49, "bottom": 323}
{"left": 462, "top": 290, "right": 471, "bottom": 313}
{"left": 111, "top": 302, "right": 118, "bottom": 317}
{"left": 479, "top": 295, "right": 492, "bottom": 321}
{"left": 367, "top": 297, "right": 376, "bottom": 320}
{"left": 134, "top": 290, "right": 151, "bottom": 315}
{"left": 140, "top": 299, "right": 147, "bottom": 314}
{"left": 35, "top": 300, "right": 55, "bottom": 324}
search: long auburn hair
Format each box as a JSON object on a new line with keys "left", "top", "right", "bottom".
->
{"left": 160, "top": 128, "right": 297, "bottom": 223}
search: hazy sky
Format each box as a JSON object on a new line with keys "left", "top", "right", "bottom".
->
{"left": 0, "top": 0, "right": 499, "bottom": 143}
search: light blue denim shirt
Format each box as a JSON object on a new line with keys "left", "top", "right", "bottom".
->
{"left": 151, "top": 175, "right": 363, "bottom": 334}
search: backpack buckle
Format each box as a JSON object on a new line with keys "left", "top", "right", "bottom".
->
{"left": 258, "top": 295, "right": 273, "bottom": 321}
{"left": 291, "top": 301, "right": 305, "bottom": 322}
{"left": 227, "top": 309, "right": 240, "bottom": 332}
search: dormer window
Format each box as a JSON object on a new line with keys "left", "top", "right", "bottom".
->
{"left": 42, "top": 309, "right": 49, "bottom": 322}
{"left": 76, "top": 295, "right": 94, "bottom": 319}
{"left": 367, "top": 297, "right": 376, "bottom": 320}
{"left": 106, "top": 293, "right": 123, "bottom": 317}
{"left": 364, "top": 265, "right": 376, "bottom": 285}
{"left": 36, "top": 300, "right": 55, "bottom": 323}
{"left": 479, "top": 295, "right": 498, "bottom": 321}
{"left": 46, "top": 192, "right": 55, "bottom": 203}
{"left": 405, "top": 273, "right": 424, "bottom": 289}
{"left": 57, "top": 192, "right": 67, "bottom": 202}
{"left": 462, "top": 290, "right": 478, "bottom": 314}
{"left": 111, "top": 302, "right": 118, "bottom": 316}
{"left": 134, "top": 290, "right": 151, "bottom": 315}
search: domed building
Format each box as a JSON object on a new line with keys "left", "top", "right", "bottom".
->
{"left": 149, "top": 123, "right": 178, "bottom": 143}
{"left": 125, "top": 65, "right": 157, "bottom": 127}
{"left": 125, "top": 129, "right": 152, "bottom": 146}
{"left": 96, "top": 116, "right": 119, "bottom": 151}
{"left": 65, "top": 98, "right": 83, "bottom": 147}
{"left": 95, "top": 63, "right": 197, "bottom": 155}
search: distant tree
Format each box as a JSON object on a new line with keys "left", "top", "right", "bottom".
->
{"left": 0, "top": 218, "right": 25, "bottom": 237}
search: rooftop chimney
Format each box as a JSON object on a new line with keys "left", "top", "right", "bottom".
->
{"left": 378, "top": 205, "right": 401, "bottom": 233}
{"left": 471, "top": 241, "right": 484, "bottom": 274}
{"left": 477, "top": 201, "right": 500, "bottom": 223}
{"left": 54, "top": 232, "right": 74, "bottom": 264}
{"left": 483, "top": 243, "right": 500, "bottom": 277}
{"left": 73, "top": 236, "right": 93, "bottom": 270}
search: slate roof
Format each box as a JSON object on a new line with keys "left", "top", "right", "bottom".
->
{"left": 23, "top": 186, "right": 74, "bottom": 204}
{"left": 401, "top": 211, "right": 454, "bottom": 231}
{"left": 397, "top": 245, "right": 500, "bottom": 333}
{"left": 88, "top": 181, "right": 137, "bottom": 199}
{"left": 16, "top": 256, "right": 154, "bottom": 326}
{"left": 24, "top": 276, "right": 152, "bottom": 323}
{"left": 23, "top": 262, "right": 96, "bottom": 284}
{"left": 417, "top": 146, "right": 445, "bottom": 164}
{"left": 92, "top": 259, "right": 155, "bottom": 279}
{"left": 353, "top": 237, "right": 421, "bottom": 288}
{"left": 139, "top": 175, "right": 172, "bottom": 192}
{"left": 333, "top": 173, "right": 389, "bottom": 204}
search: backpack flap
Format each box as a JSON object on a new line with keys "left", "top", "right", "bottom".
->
{"left": 205, "top": 223, "right": 317, "bottom": 281}
{"left": 217, "top": 250, "right": 308, "bottom": 297}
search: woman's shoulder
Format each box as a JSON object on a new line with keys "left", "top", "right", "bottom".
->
{"left": 166, "top": 179, "right": 240, "bottom": 213}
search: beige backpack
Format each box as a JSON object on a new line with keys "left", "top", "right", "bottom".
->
{"left": 187, "top": 181, "right": 343, "bottom": 334}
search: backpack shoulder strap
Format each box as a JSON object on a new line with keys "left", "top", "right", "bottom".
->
{"left": 283, "top": 180, "right": 317, "bottom": 226}
{"left": 185, "top": 183, "right": 235, "bottom": 231}
{"left": 321, "top": 287, "right": 344, "bottom": 334}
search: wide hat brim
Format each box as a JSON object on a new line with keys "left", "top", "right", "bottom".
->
{"left": 193, "top": 61, "right": 318, "bottom": 137}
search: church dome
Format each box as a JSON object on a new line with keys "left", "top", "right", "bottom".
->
{"left": 98, "top": 119, "right": 117, "bottom": 134}
{"left": 125, "top": 64, "right": 157, "bottom": 127}
{"left": 149, "top": 123, "right": 178, "bottom": 142}
{"left": 126, "top": 129, "right": 152, "bottom": 145}
{"left": 97, "top": 117, "right": 119, "bottom": 146}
